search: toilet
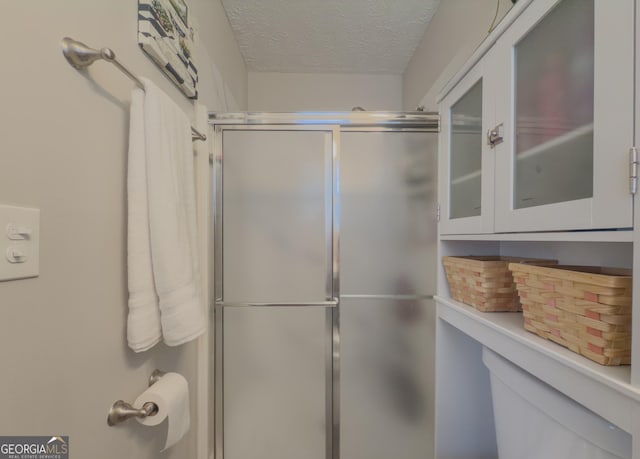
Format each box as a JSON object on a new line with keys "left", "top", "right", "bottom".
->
{"left": 482, "top": 347, "right": 631, "bottom": 459}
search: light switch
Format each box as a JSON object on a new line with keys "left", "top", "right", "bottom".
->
{"left": 7, "top": 224, "right": 33, "bottom": 240}
{"left": 0, "top": 204, "right": 40, "bottom": 281}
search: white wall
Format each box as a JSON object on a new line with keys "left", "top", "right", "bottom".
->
{"left": 193, "top": 0, "right": 248, "bottom": 111}
{"left": 248, "top": 72, "right": 402, "bottom": 111}
{"left": 0, "top": 2, "right": 246, "bottom": 458}
{"left": 403, "top": 0, "right": 512, "bottom": 111}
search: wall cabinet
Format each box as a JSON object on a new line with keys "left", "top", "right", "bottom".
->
{"left": 439, "top": 0, "right": 634, "bottom": 235}
{"left": 435, "top": 0, "right": 640, "bottom": 458}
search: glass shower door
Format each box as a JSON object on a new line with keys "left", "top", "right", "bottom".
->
{"left": 340, "top": 131, "right": 437, "bottom": 459}
{"left": 218, "top": 127, "right": 338, "bottom": 459}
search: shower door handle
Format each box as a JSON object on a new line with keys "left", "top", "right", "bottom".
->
{"left": 217, "top": 299, "right": 338, "bottom": 308}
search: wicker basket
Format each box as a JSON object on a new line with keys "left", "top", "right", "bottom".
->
{"left": 509, "top": 263, "right": 632, "bottom": 366}
{"left": 442, "top": 256, "right": 557, "bottom": 312}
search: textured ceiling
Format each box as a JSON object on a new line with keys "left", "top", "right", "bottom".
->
{"left": 221, "top": 0, "right": 441, "bottom": 74}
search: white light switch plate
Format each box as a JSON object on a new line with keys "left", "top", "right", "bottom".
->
{"left": 0, "top": 204, "right": 40, "bottom": 281}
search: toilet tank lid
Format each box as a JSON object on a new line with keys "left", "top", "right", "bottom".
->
{"left": 482, "top": 347, "right": 631, "bottom": 459}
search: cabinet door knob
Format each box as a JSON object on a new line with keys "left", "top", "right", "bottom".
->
{"left": 487, "top": 123, "right": 504, "bottom": 147}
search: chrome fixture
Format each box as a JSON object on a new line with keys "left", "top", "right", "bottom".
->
{"left": 216, "top": 299, "right": 338, "bottom": 308}
{"left": 107, "top": 400, "right": 158, "bottom": 426}
{"left": 148, "top": 369, "right": 166, "bottom": 385}
{"left": 209, "top": 112, "right": 439, "bottom": 131}
{"left": 107, "top": 369, "right": 166, "bottom": 426}
{"left": 61, "top": 37, "right": 207, "bottom": 142}
{"left": 487, "top": 122, "right": 504, "bottom": 147}
{"left": 630, "top": 147, "right": 638, "bottom": 195}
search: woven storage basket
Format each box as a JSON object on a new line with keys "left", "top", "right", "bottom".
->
{"left": 509, "top": 263, "right": 632, "bottom": 366}
{"left": 442, "top": 256, "right": 557, "bottom": 312}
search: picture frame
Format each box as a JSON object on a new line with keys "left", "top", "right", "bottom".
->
{"left": 137, "top": 0, "right": 198, "bottom": 99}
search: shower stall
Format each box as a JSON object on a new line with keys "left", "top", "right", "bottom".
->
{"left": 211, "top": 112, "right": 439, "bottom": 459}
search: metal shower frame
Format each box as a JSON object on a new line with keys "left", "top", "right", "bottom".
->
{"left": 210, "top": 111, "right": 439, "bottom": 459}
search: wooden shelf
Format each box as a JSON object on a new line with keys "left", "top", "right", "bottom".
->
{"left": 440, "top": 230, "right": 633, "bottom": 242}
{"left": 436, "top": 295, "right": 638, "bottom": 432}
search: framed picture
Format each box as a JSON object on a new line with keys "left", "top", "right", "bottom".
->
{"left": 138, "top": 0, "right": 198, "bottom": 99}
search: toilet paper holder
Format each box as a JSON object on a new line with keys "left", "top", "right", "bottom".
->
{"left": 107, "top": 369, "right": 166, "bottom": 426}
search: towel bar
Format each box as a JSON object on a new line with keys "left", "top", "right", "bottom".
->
{"left": 61, "top": 37, "right": 207, "bottom": 142}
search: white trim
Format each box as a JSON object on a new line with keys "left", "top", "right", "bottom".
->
{"left": 632, "top": 0, "right": 640, "bottom": 388}
{"left": 194, "top": 105, "right": 212, "bottom": 459}
{"left": 440, "top": 229, "right": 633, "bottom": 242}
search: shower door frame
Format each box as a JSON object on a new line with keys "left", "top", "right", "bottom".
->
{"left": 211, "top": 112, "right": 440, "bottom": 459}
{"left": 213, "top": 124, "right": 341, "bottom": 459}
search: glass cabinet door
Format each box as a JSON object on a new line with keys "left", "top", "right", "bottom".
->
{"left": 512, "top": 0, "right": 594, "bottom": 210}
{"left": 495, "top": 0, "right": 633, "bottom": 232}
{"left": 449, "top": 80, "right": 483, "bottom": 220}
{"left": 439, "top": 55, "right": 495, "bottom": 235}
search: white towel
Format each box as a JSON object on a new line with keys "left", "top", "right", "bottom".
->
{"left": 127, "top": 86, "right": 162, "bottom": 352}
{"left": 126, "top": 78, "right": 206, "bottom": 351}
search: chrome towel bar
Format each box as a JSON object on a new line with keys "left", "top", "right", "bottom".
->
{"left": 61, "top": 37, "right": 207, "bottom": 142}
{"left": 107, "top": 369, "right": 166, "bottom": 426}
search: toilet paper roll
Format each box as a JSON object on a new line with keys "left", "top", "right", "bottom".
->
{"left": 135, "top": 372, "right": 190, "bottom": 451}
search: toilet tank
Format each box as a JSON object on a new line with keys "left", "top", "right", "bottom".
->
{"left": 482, "top": 347, "right": 631, "bottom": 459}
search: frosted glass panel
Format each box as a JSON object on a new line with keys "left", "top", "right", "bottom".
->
{"left": 514, "top": 0, "right": 594, "bottom": 209}
{"left": 222, "top": 130, "right": 330, "bottom": 302}
{"left": 450, "top": 80, "right": 483, "bottom": 219}
{"left": 340, "top": 132, "right": 436, "bottom": 459}
{"left": 224, "top": 307, "right": 327, "bottom": 459}
{"left": 340, "top": 298, "right": 434, "bottom": 459}
{"left": 340, "top": 132, "right": 437, "bottom": 296}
